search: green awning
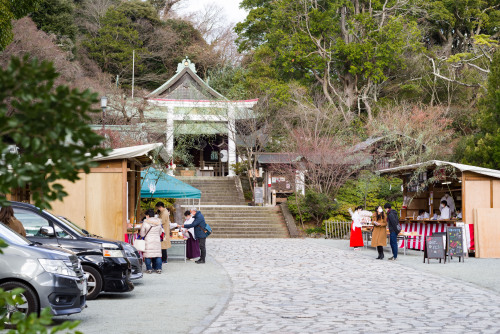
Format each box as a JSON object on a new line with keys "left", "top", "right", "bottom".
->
{"left": 140, "top": 167, "right": 201, "bottom": 199}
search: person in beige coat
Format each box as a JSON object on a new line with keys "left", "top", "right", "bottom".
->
{"left": 140, "top": 209, "right": 163, "bottom": 274}
{"left": 156, "top": 202, "right": 177, "bottom": 263}
{"left": 371, "top": 205, "right": 388, "bottom": 260}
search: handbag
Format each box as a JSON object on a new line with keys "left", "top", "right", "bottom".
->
{"left": 134, "top": 239, "right": 146, "bottom": 252}
{"left": 134, "top": 226, "right": 152, "bottom": 252}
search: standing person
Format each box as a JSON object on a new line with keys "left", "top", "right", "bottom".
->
{"left": 183, "top": 211, "right": 200, "bottom": 260}
{"left": 440, "top": 193, "right": 455, "bottom": 215}
{"left": 350, "top": 206, "right": 364, "bottom": 249}
{"left": 371, "top": 205, "right": 387, "bottom": 260}
{"left": 384, "top": 203, "right": 400, "bottom": 261}
{"left": 0, "top": 206, "right": 26, "bottom": 237}
{"left": 140, "top": 209, "right": 163, "bottom": 274}
{"left": 439, "top": 200, "right": 451, "bottom": 219}
{"left": 183, "top": 208, "right": 208, "bottom": 264}
{"left": 155, "top": 202, "right": 176, "bottom": 264}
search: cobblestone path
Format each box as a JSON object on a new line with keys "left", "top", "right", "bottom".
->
{"left": 204, "top": 239, "right": 500, "bottom": 333}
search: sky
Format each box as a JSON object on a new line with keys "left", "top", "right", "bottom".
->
{"left": 175, "top": 0, "right": 248, "bottom": 24}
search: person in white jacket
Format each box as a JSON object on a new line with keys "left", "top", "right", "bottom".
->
{"left": 349, "top": 206, "right": 365, "bottom": 249}
{"left": 440, "top": 193, "right": 455, "bottom": 214}
{"left": 439, "top": 200, "right": 451, "bottom": 219}
{"left": 140, "top": 209, "right": 163, "bottom": 274}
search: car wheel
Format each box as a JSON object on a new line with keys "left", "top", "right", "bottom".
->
{"left": 0, "top": 281, "right": 39, "bottom": 324}
{"left": 82, "top": 265, "right": 103, "bottom": 300}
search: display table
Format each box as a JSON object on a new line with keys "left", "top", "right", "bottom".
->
{"left": 400, "top": 219, "right": 457, "bottom": 251}
{"left": 169, "top": 238, "right": 187, "bottom": 263}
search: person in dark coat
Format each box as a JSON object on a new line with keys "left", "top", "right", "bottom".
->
{"left": 183, "top": 208, "right": 208, "bottom": 264}
{"left": 384, "top": 203, "right": 400, "bottom": 261}
{"left": 183, "top": 210, "right": 201, "bottom": 260}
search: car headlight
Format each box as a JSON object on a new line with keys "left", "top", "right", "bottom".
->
{"left": 103, "top": 249, "right": 124, "bottom": 257}
{"left": 39, "top": 259, "right": 77, "bottom": 277}
{"left": 102, "top": 243, "right": 124, "bottom": 258}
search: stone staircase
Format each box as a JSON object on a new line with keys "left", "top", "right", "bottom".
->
{"left": 177, "top": 177, "right": 289, "bottom": 238}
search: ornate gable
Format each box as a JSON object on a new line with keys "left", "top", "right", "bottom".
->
{"left": 148, "top": 57, "right": 226, "bottom": 101}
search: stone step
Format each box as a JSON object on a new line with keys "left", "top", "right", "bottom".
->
{"left": 211, "top": 234, "right": 289, "bottom": 238}
{"left": 210, "top": 227, "right": 287, "bottom": 232}
{"left": 207, "top": 223, "right": 284, "bottom": 227}
{"left": 204, "top": 216, "right": 283, "bottom": 220}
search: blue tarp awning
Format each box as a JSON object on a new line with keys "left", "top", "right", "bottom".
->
{"left": 140, "top": 168, "right": 201, "bottom": 199}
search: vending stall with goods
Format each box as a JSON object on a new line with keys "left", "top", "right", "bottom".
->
{"left": 379, "top": 160, "right": 500, "bottom": 258}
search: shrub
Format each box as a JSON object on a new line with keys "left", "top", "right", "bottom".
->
{"left": 288, "top": 190, "right": 338, "bottom": 226}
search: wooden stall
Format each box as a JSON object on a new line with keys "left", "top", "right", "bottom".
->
{"left": 379, "top": 160, "right": 500, "bottom": 258}
{"left": 49, "top": 143, "right": 168, "bottom": 241}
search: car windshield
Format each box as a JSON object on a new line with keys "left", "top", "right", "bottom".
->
{"left": 0, "top": 223, "right": 30, "bottom": 245}
{"left": 43, "top": 211, "right": 87, "bottom": 237}
{"left": 53, "top": 215, "right": 88, "bottom": 237}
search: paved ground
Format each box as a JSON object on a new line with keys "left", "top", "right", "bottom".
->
{"left": 206, "top": 239, "right": 500, "bottom": 333}
{"left": 65, "top": 256, "right": 230, "bottom": 334}
{"left": 57, "top": 239, "right": 500, "bottom": 333}
{"left": 316, "top": 238, "right": 500, "bottom": 294}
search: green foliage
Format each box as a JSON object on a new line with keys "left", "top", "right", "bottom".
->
{"left": 0, "top": 0, "right": 40, "bottom": 50}
{"left": 0, "top": 56, "right": 107, "bottom": 209}
{"left": 305, "top": 227, "right": 324, "bottom": 235}
{"left": 329, "top": 171, "right": 403, "bottom": 221}
{"left": 230, "top": 162, "right": 248, "bottom": 176}
{"left": 243, "top": 191, "right": 253, "bottom": 201}
{"left": 0, "top": 238, "right": 5, "bottom": 253}
{"left": 236, "top": 0, "right": 422, "bottom": 112}
{"left": 207, "top": 66, "right": 250, "bottom": 100}
{"left": 30, "top": 0, "right": 77, "bottom": 46}
{"left": 0, "top": 288, "right": 81, "bottom": 333}
{"left": 115, "top": 0, "right": 160, "bottom": 25}
{"left": 462, "top": 50, "right": 500, "bottom": 168}
{"left": 424, "top": 0, "right": 499, "bottom": 48}
{"left": 140, "top": 198, "right": 175, "bottom": 215}
{"left": 83, "top": 8, "right": 147, "bottom": 76}
{"left": 287, "top": 190, "right": 338, "bottom": 225}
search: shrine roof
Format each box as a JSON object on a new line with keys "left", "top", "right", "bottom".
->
{"left": 147, "top": 57, "right": 226, "bottom": 101}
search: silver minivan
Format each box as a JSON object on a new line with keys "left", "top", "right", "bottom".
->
{"left": 0, "top": 223, "right": 87, "bottom": 320}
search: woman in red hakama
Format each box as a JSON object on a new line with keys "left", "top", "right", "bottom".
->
{"left": 350, "top": 206, "right": 364, "bottom": 248}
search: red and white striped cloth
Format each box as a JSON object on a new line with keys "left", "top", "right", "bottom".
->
{"left": 399, "top": 222, "right": 455, "bottom": 250}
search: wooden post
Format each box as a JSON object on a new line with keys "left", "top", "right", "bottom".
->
{"left": 122, "top": 159, "right": 128, "bottom": 241}
{"left": 429, "top": 182, "right": 434, "bottom": 217}
{"left": 461, "top": 172, "right": 466, "bottom": 223}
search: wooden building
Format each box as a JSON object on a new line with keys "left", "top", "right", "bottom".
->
{"left": 379, "top": 160, "right": 500, "bottom": 258}
{"left": 48, "top": 143, "right": 168, "bottom": 241}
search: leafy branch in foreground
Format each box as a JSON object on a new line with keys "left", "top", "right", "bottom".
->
{"left": 0, "top": 56, "right": 108, "bottom": 209}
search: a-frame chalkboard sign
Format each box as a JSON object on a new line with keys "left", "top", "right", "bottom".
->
{"left": 423, "top": 235, "right": 446, "bottom": 264}
{"left": 447, "top": 226, "right": 465, "bottom": 262}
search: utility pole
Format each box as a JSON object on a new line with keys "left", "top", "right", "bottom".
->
{"left": 132, "top": 50, "right": 135, "bottom": 99}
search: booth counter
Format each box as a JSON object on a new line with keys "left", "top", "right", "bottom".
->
{"left": 379, "top": 160, "right": 500, "bottom": 258}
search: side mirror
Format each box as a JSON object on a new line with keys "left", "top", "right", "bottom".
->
{"left": 40, "top": 226, "right": 56, "bottom": 237}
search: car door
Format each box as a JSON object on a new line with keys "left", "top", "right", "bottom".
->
{"left": 13, "top": 207, "right": 60, "bottom": 248}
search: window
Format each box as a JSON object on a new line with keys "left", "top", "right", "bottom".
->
{"left": 13, "top": 208, "right": 54, "bottom": 238}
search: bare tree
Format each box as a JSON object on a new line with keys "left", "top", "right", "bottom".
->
{"left": 0, "top": 18, "right": 110, "bottom": 93}
{"left": 367, "top": 103, "right": 455, "bottom": 165}
{"left": 277, "top": 90, "right": 366, "bottom": 197}
{"left": 234, "top": 97, "right": 273, "bottom": 201}
{"left": 75, "top": 0, "right": 115, "bottom": 37}
{"left": 150, "top": 0, "right": 185, "bottom": 19}
{"left": 182, "top": 3, "right": 242, "bottom": 66}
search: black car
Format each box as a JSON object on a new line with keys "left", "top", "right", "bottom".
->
{"left": 4, "top": 201, "right": 134, "bottom": 300}
{"left": 57, "top": 216, "right": 143, "bottom": 281}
